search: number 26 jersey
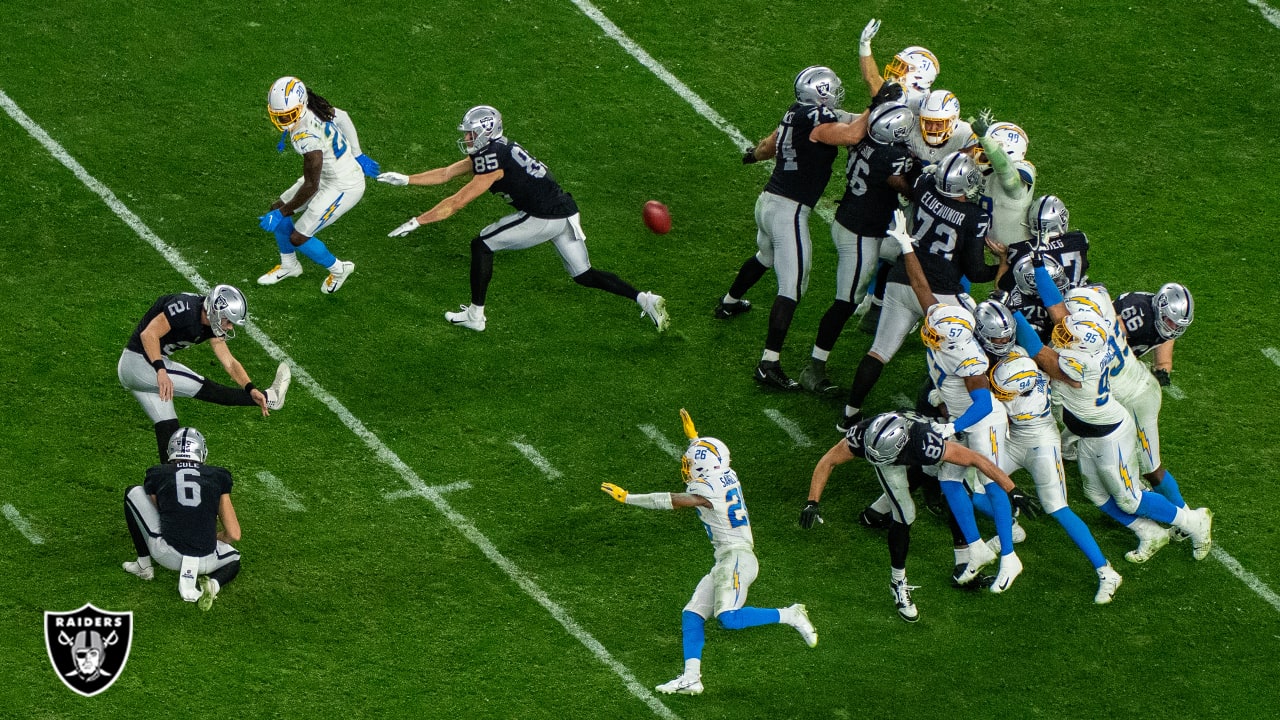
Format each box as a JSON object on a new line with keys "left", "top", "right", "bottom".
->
{"left": 686, "top": 469, "right": 754, "bottom": 551}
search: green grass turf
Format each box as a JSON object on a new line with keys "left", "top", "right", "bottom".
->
{"left": 1, "top": 1, "right": 1278, "bottom": 718}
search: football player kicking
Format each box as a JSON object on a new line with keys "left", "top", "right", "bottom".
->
{"left": 379, "top": 105, "right": 668, "bottom": 333}
{"left": 600, "top": 410, "right": 816, "bottom": 696}
{"left": 122, "top": 428, "right": 242, "bottom": 611}
{"left": 118, "top": 285, "right": 290, "bottom": 463}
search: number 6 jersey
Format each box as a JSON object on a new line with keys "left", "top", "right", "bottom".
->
{"left": 143, "top": 461, "right": 233, "bottom": 557}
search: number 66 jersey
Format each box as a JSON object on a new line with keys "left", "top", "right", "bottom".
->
{"left": 686, "top": 469, "right": 754, "bottom": 552}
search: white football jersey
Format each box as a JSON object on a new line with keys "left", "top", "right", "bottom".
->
{"left": 908, "top": 119, "right": 978, "bottom": 167}
{"left": 981, "top": 159, "right": 1036, "bottom": 248}
{"left": 1051, "top": 346, "right": 1127, "bottom": 425}
{"left": 999, "top": 371, "right": 1057, "bottom": 436}
{"left": 927, "top": 336, "right": 990, "bottom": 415}
{"left": 288, "top": 109, "right": 363, "bottom": 189}
{"left": 686, "top": 469, "right": 754, "bottom": 552}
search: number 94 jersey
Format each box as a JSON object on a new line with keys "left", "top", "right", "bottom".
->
{"left": 686, "top": 469, "right": 754, "bottom": 552}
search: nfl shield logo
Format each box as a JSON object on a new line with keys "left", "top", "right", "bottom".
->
{"left": 45, "top": 603, "right": 133, "bottom": 697}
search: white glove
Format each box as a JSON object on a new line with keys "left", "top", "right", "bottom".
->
{"left": 930, "top": 422, "right": 956, "bottom": 439}
{"left": 887, "top": 209, "right": 914, "bottom": 255}
{"left": 859, "top": 19, "right": 881, "bottom": 57}
{"left": 377, "top": 172, "right": 410, "bottom": 186}
{"left": 927, "top": 389, "right": 943, "bottom": 407}
{"left": 388, "top": 217, "right": 421, "bottom": 238}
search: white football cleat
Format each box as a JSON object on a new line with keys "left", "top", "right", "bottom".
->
{"left": 784, "top": 603, "right": 818, "bottom": 647}
{"left": 990, "top": 552, "right": 1023, "bottom": 594}
{"left": 445, "top": 304, "right": 487, "bottom": 332}
{"left": 258, "top": 262, "right": 303, "bottom": 285}
{"left": 321, "top": 261, "right": 355, "bottom": 294}
{"left": 122, "top": 561, "right": 154, "bottom": 581}
{"left": 954, "top": 537, "right": 998, "bottom": 586}
{"left": 265, "top": 362, "right": 291, "bottom": 411}
{"left": 1095, "top": 564, "right": 1122, "bottom": 605}
{"left": 656, "top": 673, "right": 703, "bottom": 696}
{"left": 985, "top": 520, "right": 1028, "bottom": 554}
{"left": 1189, "top": 507, "right": 1214, "bottom": 560}
{"left": 197, "top": 576, "right": 220, "bottom": 612}
{"left": 638, "top": 291, "right": 670, "bottom": 332}
{"left": 890, "top": 579, "right": 919, "bottom": 623}
{"left": 1125, "top": 521, "right": 1171, "bottom": 564}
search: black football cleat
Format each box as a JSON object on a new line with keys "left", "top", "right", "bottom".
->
{"left": 714, "top": 299, "right": 752, "bottom": 319}
{"left": 754, "top": 361, "right": 800, "bottom": 391}
{"left": 836, "top": 410, "right": 863, "bottom": 434}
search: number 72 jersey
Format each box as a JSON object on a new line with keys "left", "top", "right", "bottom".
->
{"left": 687, "top": 469, "right": 754, "bottom": 551}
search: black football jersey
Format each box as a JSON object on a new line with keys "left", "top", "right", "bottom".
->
{"left": 834, "top": 137, "right": 913, "bottom": 236}
{"left": 845, "top": 417, "right": 947, "bottom": 467}
{"left": 125, "top": 293, "right": 215, "bottom": 357}
{"left": 886, "top": 173, "right": 994, "bottom": 294}
{"left": 144, "top": 462, "right": 233, "bottom": 556}
{"left": 1114, "top": 291, "right": 1164, "bottom": 357}
{"left": 470, "top": 138, "right": 578, "bottom": 219}
{"left": 991, "top": 286, "right": 1054, "bottom": 343}
{"left": 998, "top": 230, "right": 1091, "bottom": 293}
{"left": 763, "top": 102, "right": 842, "bottom": 208}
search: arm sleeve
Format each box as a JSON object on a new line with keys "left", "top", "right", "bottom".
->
{"left": 331, "top": 108, "right": 364, "bottom": 157}
{"left": 1034, "top": 265, "right": 1065, "bottom": 307}
{"left": 981, "top": 136, "right": 1022, "bottom": 194}
{"left": 1014, "top": 311, "right": 1045, "bottom": 355}
{"left": 952, "top": 388, "right": 994, "bottom": 432}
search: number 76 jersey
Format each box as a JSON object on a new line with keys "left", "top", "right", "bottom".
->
{"left": 687, "top": 469, "right": 754, "bottom": 552}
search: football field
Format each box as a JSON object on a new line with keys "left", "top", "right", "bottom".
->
{"left": 2, "top": 2, "right": 1279, "bottom": 718}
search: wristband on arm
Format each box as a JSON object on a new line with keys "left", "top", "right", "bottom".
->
{"left": 244, "top": 383, "right": 257, "bottom": 395}
{"left": 151, "top": 358, "right": 166, "bottom": 372}
{"left": 625, "top": 492, "right": 674, "bottom": 510}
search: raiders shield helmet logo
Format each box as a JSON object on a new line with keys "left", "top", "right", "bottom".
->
{"left": 45, "top": 603, "right": 133, "bottom": 697}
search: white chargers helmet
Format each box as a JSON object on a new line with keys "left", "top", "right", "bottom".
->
{"left": 1052, "top": 310, "right": 1110, "bottom": 354}
{"left": 918, "top": 90, "right": 960, "bottom": 146}
{"left": 267, "top": 76, "right": 308, "bottom": 132}
{"left": 868, "top": 102, "right": 914, "bottom": 144}
{"left": 990, "top": 356, "right": 1043, "bottom": 402}
{"left": 974, "top": 122, "right": 1030, "bottom": 168}
{"left": 862, "top": 412, "right": 912, "bottom": 466}
{"left": 794, "top": 66, "right": 845, "bottom": 109}
{"left": 883, "top": 46, "right": 939, "bottom": 100}
{"left": 1012, "top": 254, "right": 1071, "bottom": 298}
{"left": 920, "top": 303, "right": 977, "bottom": 352}
{"left": 1153, "top": 283, "right": 1194, "bottom": 340}
{"left": 1064, "top": 285, "right": 1116, "bottom": 328}
{"left": 457, "top": 105, "right": 504, "bottom": 156}
{"left": 166, "top": 427, "right": 208, "bottom": 463}
{"left": 682, "top": 438, "right": 731, "bottom": 482}
{"left": 1027, "top": 195, "right": 1069, "bottom": 239}
{"left": 205, "top": 284, "right": 248, "bottom": 339}
{"left": 974, "top": 300, "right": 1018, "bottom": 357}
{"left": 934, "top": 151, "right": 981, "bottom": 199}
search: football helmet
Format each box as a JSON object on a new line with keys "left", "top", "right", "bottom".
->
{"left": 990, "top": 356, "right": 1042, "bottom": 402}
{"left": 918, "top": 90, "right": 960, "bottom": 146}
{"left": 1153, "top": 283, "right": 1194, "bottom": 340}
{"left": 267, "top": 76, "right": 308, "bottom": 132}
{"left": 868, "top": 102, "right": 914, "bottom": 145}
{"left": 167, "top": 427, "right": 208, "bottom": 464}
{"left": 863, "top": 412, "right": 912, "bottom": 466}
{"left": 1027, "top": 195, "right": 1069, "bottom": 239}
{"left": 681, "top": 437, "right": 731, "bottom": 482}
{"left": 975, "top": 300, "right": 1018, "bottom": 357}
{"left": 794, "top": 66, "right": 845, "bottom": 109}
{"left": 1064, "top": 285, "right": 1116, "bottom": 327}
{"left": 1051, "top": 310, "right": 1110, "bottom": 354}
{"left": 1012, "top": 254, "right": 1070, "bottom": 298}
{"left": 883, "top": 46, "right": 939, "bottom": 96}
{"left": 205, "top": 284, "right": 248, "bottom": 339}
{"left": 920, "top": 303, "right": 977, "bottom": 351}
{"left": 974, "top": 122, "right": 1029, "bottom": 167}
{"left": 457, "top": 105, "right": 504, "bottom": 156}
{"left": 933, "top": 151, "right": 981, "bottom": 199}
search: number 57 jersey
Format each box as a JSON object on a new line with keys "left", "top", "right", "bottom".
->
{"left": 687, "top": 469, "right": 754, "bottom": 552}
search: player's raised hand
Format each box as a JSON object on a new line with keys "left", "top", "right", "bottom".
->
{"left": 859, "top": 19, "right": 881, "bottom": 56}
{"left": 972, "top": 108, "right": 995, "bottom": 138}
{"left": 679, "top": 408, "right": 699, "bottom": 440}
{"left": 601, "top": 482, "right": 629, "bottom": 503}
{"left": 388, "top": 218, "right": 420, "bottom": 238}
{"left": 377, "top": 171, "right": 410, "bottom": 186}
{"left": 887, "top": 209, "right": 914, "bottom": 255}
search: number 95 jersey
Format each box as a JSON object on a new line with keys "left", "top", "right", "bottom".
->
{"left": 686, "top": 469, "right": 754, "bottom": 552}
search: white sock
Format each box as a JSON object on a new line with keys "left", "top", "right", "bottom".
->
{"left": 761, "top": 350, "right": 780, "bottom": 363}
{"left": 327, "top": 259, "right": 345, "bottom": 274}
{"left": 954, "top": 546, "right": 969, "bottom": 564}
{"left": 207, "top": 578, "right": 220, "bottom": 596}
{"left": 1171, "top": 506, "right": 1193, "bottom": 533}
{"left": 844, "top": 405, "right": 861, "bottom": 417}
{"left": 281, "top": 252, "right": 299, "bottom": 267}
{"left": 812, "top": 348, "right": 830, "bottom": 362}
{"left": 684, "top": 658, "right": 701, "bottom": 677}
{"left": 470, "top": 304, "right": 485, "bottom": 318}
{"left": 137, "top": 557, "right": 153, "bottom": 570}
{"left": 891, "top": 567, "right": 906, "bottom": 583}
{"left": 722, "top": 293, "right": 739, "bottom": 304}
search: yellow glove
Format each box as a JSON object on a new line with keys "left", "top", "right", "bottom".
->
{"left": 601, "top": 482, "right": 629, "bottom": 503}
{"left": 679, "top": 408, "right": 699, "bottom": 441}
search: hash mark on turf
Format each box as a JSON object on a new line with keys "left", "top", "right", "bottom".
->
{"left": 1248, "top": 0, "right": 1280, "bottom": 29}
{"left": 511, "top": 441, "right": 563, "bottom": 479}
{"left": 1264, "top": 347, "right": 1280, "bottom": 367}
{"left": 763, "top": 409, "right": 814, "bottom": 447}
{"left": 2, "top": 504, "right": 45, "bottom": 545}
{"left": 253, "top": 472, "right": 306, "bottom": 512}
{"left": 639, "top": 424, "right": 683, "bottom": 459}
{"left": 384, "top": 482, "right": 473, "bottom": 501}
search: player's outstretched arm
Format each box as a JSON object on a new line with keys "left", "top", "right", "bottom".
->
{"left": 941, "top": 442, "right": 1015, "bottom": 492}
{"left": 601, "top": 483, "right": 709, "bottom": 510}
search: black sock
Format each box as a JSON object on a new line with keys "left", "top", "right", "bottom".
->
{"left": 888, "top": 520, "right": 911, "bottom": 569}
{"left": 727, "top": 257, "right": 768, "bottom": 300}
{"left": 764, "top": 296, "right": 799, "bottom": 353}
{"left": 153, "top": 419, "right": 180, "bottom": 464}
{"left": 469, "top": 236, "right": 494, "bottom": 306}
{"left": 814, "top": 300, "right": 855, "bottom": 353}
{"left": 209, "top": 559, "right": 241, "bottom": 589}
{"left": 123, "top": 488, "right": 151, "bottom": 556}
{"left": 846, "top": 355, "right": 885, "bottom": 409}
{"left": 872, "top": 261, "right": 892, "bottom": 303}
{"left": 195, "top": 381, "right": 256, "bottom": 407}
{"left": 572, "top": 268, "right": 639, "bottom": 299}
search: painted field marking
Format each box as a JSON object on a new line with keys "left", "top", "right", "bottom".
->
{"left": 384, "top": 482, "right": 473, "bottom": 501}
{"left": 1264, "top": 347, "right": 1280, "bottom": 367}
{"left": 511, "top": 441, "right": 563, "bottom": 479}
{"left": 639, "top": 424, "right": 683, "bottom": 459}
{"left": 1164, "top": 385, "right": 1186, "bottom": 400}
{"left": 1248, "top": 0, "right": 1280, "bottom": 29}
{"left": 2, "top": 504, "right": 45, "bottom": 545}
{"left": 253, "top": 472, "right": 306, "bottom": 512}
{"left": 763, "top": 409, "right": 814, "bottom": 447}
{"left": 891, "top": 393, "right": 914, "bottom": 409}
{"left": 0, "top": 89, "right": 677, "bottom": 720}
{"left": 1212, "top": 546, "right": 1280, "bottom": 613}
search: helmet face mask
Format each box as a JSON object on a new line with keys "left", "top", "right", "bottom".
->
{"left": 918, "top": 90, "right": 960, "bottom": 146}
{"left": 794, "top": 66, "right": 845, "bottom": 110}
{"left": 167, "top": 427, "right": 208, "bottom": 464}
{"left": 883, "top": 46, "right": 939, "bottom": 95}
{"left": 1012, "top": 254, "right": 1070, "bottom": 298}
{"left": 868, "top": 102, "right": 914, "bottom": 144}
{"left": 681, "top": 438, "right": 730, "bottom": 482}
{"left": 990, "top": 356, "right": 1042, "bottom": 402}
{"left": 457, "top": 105, "right": 504, "bottom": 156}
{"left": 934, "top": 151, "right": 981, "bottom": 199}
{"left": 975, "top": 122, "right": 1029, "bottom": 168}
{"left": 204, "top": 284, "right": 248, "bottom": 339}
{"left": 1051, "top": 311, "right": 1110, "bottom": 354}
{"left": 1027, "top": 195, "right": 1069, "bottom": 239}
{"left": 1153, "top": 283, "right": 1194, "bottom": 340}
{"left": 863, "top": 413, "right": 911, "bottom": 466}
{"left": 975, "top": 300, "right": 1017, "bottom": 357}
{"left": 920, "top": 303, "right": 976, "bottom": 351}
{"left": 267, "top": 76, "right": 308, "bottom": 132}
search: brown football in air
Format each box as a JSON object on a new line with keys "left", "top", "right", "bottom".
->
{"left": 643, "top": 200, "right": 672, "bottom": 234}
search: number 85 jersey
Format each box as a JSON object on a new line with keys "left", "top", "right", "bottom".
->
{"left": 687, "top": 469, "right": 754, "bottom": 552}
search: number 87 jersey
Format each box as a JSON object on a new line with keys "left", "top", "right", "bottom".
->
{"left": 687, "top": 468, "right": 754, "bottom": 552}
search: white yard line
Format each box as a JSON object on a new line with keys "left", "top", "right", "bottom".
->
{"left": 763, "top": 409, "right": 814, "bottom": 447}
{"left": 1211, "top": 546, "right": 1280, "bottom": 613}
{"left": 1249, "top": 0, "right": 1280, "bottom": 28}
{"left": 1164, "top": 385, "right": 1186, "bottom": 401}
{"left": 511, "top": 441, "right": 564, "bottom": 479}
{"left": 253, "top": 472, "right": 307, "bottom": 512}
{"left": 2, "top": 504, "right": 45, "bottom": 545}
{"left": 384, "top": 482, "right": 472, "bottom": 501}
{"left": 639, "top": 424, "right": 683, "bottom": 459}
{"left": 1264, "top": 347, "right": 1280, "bottom": 367}
{"left": 0, "top": 88, "right": 676, "bottom": 720}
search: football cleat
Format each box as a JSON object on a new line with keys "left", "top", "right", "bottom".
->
{"left": 953, "top": 538, "right": 998, "bottom": 587}
{"left": 1125, "top": 522, "right": 1171, "bottom": 564}
{"left": 713, "top": 298, "right": 752, "bottom": 319}
{"left": 785, "top": 603, "right": 819, "bottom": 647}
{"left": 951, "top": 567, "right": 995, "bottom": 591}
{"left": 1095, "top": 564, "right": 1122, "bottom": 605}
{"left": 656, "top": 673, "right": 704, "bottom": 696}
{"left": 445, "top": 304, "right": 487, "bottom": 332}
{"left": 258, "top": 262, "right": 303, "bottom": 286}
{"left": 990, "top": 552, "right": 1023, "bottom": 594}
{"left": 265, "top": 362, "right": 291, "bottom": 411}
{"left": 984, "top": 520, "right": 1028, "bottom": 554}
{"left": 754, "top": 361, "right": 800, "bottom": 391}
{"left": 836, "top": 409, "right": 863, "bottom": 434}
{"left": 890, "top": 579, "right": 920, "bottom": 623}
{"left": 122, "top": 561, "right": 154, "bottom": 581}
{"left": 799, "top": 364, "right": 839, "bottom": 395}
{"left": 638, "top": 291, "right": 670, "bottom": 332}
{"left": 321, "top": 261, "right": 356, "bottom": 294}
{"left": 859, "top": 506, "right": 893, "bottom": 530}
{"left": 197, "top": 576, "right": 219, "bottom": 612}
{"left": 1189, "top": 507, "right": 1214, "bottom": 560}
